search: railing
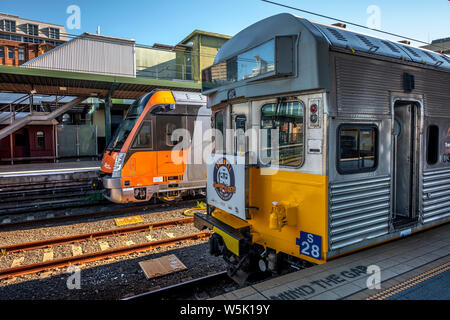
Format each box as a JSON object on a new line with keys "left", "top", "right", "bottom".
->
{"left": 135, "top": 63, "right": 194, "bottom": 81}
{"left": 20, "top": 62, "right": 196, "bottom": 82}
{"left": 0, "top": 94, "right": 32, "bottom": 124}
{"left": 0, "top": 95, "right": 70, "bottom": 125}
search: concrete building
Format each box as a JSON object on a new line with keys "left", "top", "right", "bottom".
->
{"left": 0, "top": 12, "right": 68, "bottom": 45}
{"left": 0, "top": 12, "right": 68, "bottom": 66}
{"left": 176, "top": 30, "right": 232, "bottom": 82}
{"left": 421, "top": 37, "right": 450, "bottom": 54}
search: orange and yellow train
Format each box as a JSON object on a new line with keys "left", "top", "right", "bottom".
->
{"left": 100, "top": 90, "right": 210, "bottom": 203}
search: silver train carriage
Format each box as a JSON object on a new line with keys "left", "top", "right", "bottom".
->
{"left": 194, "top": 13, "right": 450, "bottom": 274}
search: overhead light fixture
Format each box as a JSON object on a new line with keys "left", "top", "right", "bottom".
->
{"left": 30, "top": 89, "right": 37, "bottom": 94}
{"left": 59, "top": 87, "right": 67, "bottom": 91}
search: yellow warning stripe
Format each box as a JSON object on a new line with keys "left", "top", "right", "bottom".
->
{"left": 115, "top": 215, "right": 144, "bottom": 226}
{"left": 367, "top": 262, "right": 450, "bottom": 300}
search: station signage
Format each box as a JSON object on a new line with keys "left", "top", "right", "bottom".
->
{"left": 207, "top": 154, "right": 246, "bottom": 220}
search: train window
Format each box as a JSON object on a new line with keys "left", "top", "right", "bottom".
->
{"left": 236, "top": 39, "right": 275, "bottom": 81}
{"left": 260, "top": 101, "right": 304, "bottom": 167}
{"left": 36, "top": 131, "right": 45, "bottom": 149}
{"left": 427, "top": 125, "right": 439, "bottom": 165}
{"left": 235, "top": 115, "right": 247, "bottom": 156}
{"left": 131, "top": 121, "right": 152, "bottom": 149}
{"left": 166, "top": 123, "right": 178, "bottom": 146}
{"left": 337, "top": 125, "right": 378, "bottom": 174}
{"left": 214, "top": 111, "right": 224, "bottom": 153}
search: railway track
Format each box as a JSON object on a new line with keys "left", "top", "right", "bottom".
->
{"left": 0, "top": 217, "right": 211, "bottom": 280}
{"left": 0, "top": 198, "right": 201, "bottom": 229}
{"left": 1, "top": 217, "right": 195, "bottom": 253}
{"left": 122, "top": 271, "right": 235, "bottom": 300}
{"left": 0, "top": 185, "right": 104, "bottom": 215}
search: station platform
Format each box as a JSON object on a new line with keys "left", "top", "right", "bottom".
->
{"left": 0, "top": 161, "right": 101, "bottom": 191}
{"left": 0, "top": 161, "right": 100, "bottom": 177}
{"left": 211, "top": 223, "right": 449, "bottom": 300}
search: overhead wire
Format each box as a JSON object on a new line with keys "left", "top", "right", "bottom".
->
{"left": 260, "top": 0, "right": 448, "bottom": 53}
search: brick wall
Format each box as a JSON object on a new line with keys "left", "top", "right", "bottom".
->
{"left": 0, "top": 40, "right": 55, "bottom": 66}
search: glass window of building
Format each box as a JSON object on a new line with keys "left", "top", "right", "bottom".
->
{"left": 8, "top": 47, "right": 14, "bottom": 60}
{"left": 4, "top": 20, "right": 16, "bottom": 33}
{"left": 0, "top": 47, "right": 4, "bottom": 58}
{"left": 37, "top": 131, "right": 45, "bottom": 149}
{"left": 27, "top": 24, "right": 39, "bottom": 36}
{"left": 49, "top": 28, "right": 60, "bottom": 40}
{"left": 18, "top": 48, "right": 25, "bottom": 61}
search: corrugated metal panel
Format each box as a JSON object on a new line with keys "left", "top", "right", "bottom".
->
{"left": 329, "top": 176, "right": 391, "bottom": 251}
{"left": 312, "top": 22, "right": 450, "bottom": 71}
{"left": 335, "top": 55, "right": 450, "bottom": 117}
{"left": 23, "top": 34, "right": 135, "bottom": 77}
{"left": 422, "top": 168, "right": 450, "bottom": 224}
{"left": 335, "top": 57, "right": 400, "bottom": 114}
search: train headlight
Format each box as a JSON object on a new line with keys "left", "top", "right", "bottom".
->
{"left": 112, "top": 152, "right": 126, "bottom": 178}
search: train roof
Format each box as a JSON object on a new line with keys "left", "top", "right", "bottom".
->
{"left": 214, "top": 13, "right": 450, "bottom": 72}
{"left": 172, "top": 91, "right": 207, "bottom": 106}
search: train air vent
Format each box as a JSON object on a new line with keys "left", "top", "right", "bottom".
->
{"left": 441, "top": 54, "right": 450, "bottom": 64}
{"left": 381, "top": 41, "right": 401, "bottom": 53}
{"left": 403, "top": 46, "right": 421, "bottom": 58}
{"left": 355, "top": 34, "right": 374, "bottom": 48}
{"left": 422, "top": 51, "right": 438, "bottom": 62}
{"left": 327, "top": 28, "right": 347, "bottom": 42}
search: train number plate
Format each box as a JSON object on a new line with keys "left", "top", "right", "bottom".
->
{"left": 297, "top": 232, "right": 322, "bottom": 260}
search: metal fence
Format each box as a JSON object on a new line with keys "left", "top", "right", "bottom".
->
{"left": 56, "top": 125, "right": 97, "bottom": 158}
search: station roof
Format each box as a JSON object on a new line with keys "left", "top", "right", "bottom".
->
{"left": 0, "top": 65, "right": 201, "bottom": 99}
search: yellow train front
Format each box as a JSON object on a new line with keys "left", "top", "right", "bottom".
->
{"left": 194, "top": 13, "right": 450, "bottom": 281}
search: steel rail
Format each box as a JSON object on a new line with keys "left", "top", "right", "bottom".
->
{"left": 0, "top": 199, "right": 200, "bottom": 229}
{"left": 122, "top": 271, "right": 230, "bottom": 300}
{"left": 1, "top": 217, "right": 195, "bottom": 253}
{"left": 0, "top": 231, "right": 211, "bottom": 279}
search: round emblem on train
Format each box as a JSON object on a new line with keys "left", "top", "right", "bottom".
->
{"left": 213, "top": 157, "right": 236, "bottom": 201}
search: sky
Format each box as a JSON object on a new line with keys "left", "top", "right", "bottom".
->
{"left": 1, "top": 0, "right": 449, "bottom": 48}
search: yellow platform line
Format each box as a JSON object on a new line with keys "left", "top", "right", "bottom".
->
{"left": 367, "top": 262, "right": 450, "bottom": 300}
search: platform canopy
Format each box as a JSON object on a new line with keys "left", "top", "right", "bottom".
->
{"left": 0, "top": 65, "right": 201, "bottom": 100}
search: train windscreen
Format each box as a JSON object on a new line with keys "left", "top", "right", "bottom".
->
{"left": 106, "top": 93, "right": 152, "bottom": 152}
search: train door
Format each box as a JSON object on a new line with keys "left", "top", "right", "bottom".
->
{"left": 156, "top": 111, "right": 185, "bottom": 176}
{"left": 392, "top": 101, "right": 420, "bottom": 228}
